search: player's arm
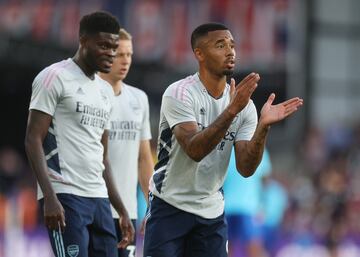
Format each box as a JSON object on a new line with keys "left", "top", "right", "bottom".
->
{"left": 25, "top": 110, "right": 65, "bottom": 231}
{"left": 101, "top": 130, "right": 135, "bottom": 248}
{"left": 174, "top": 112, "right": 237, "bottom": 162}
{"left": 138, "top": 140, "right": 154, "bottom": 203}
{"left": 173, "top": 73, "right": 260, "bottom": 162}
{"left": 234, "top": 93, "right": 303, "bottom": 177}
{"left": 234, "top": 126, "right": 269, "bottom": 178}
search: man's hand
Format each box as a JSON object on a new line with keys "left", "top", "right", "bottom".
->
{"left": 117, "top": 213, "right": 135, "bottom": 249}
{"left": 227, "top": 72, "right": 260, "bottom": 115}
{"left": 43, "top": 195, "right": 66, "bottom": 232}
{"left": 259, "top": 93, "right": 303, "bottom": 127}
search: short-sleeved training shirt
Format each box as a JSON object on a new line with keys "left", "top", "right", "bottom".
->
{"left": 29, "top": 58, "right": 114, "bottom": 199}
{"left": 107, "top": 83, "right": 152, "bottom": 219}
{"left": 150, "top": 73, "right": 258, "bottom": 219}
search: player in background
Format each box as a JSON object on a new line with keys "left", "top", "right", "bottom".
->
{"left": 143, "top": 22, "right": 303, "bottom": 257}
{"left": 25, "top": 11, "right": 134, "bottom": 257}
{"left": 99, "top": 28, "right": 154, "bottom": 257}
{"left": 224, "top": 148, "right": 272, "bottom": 257}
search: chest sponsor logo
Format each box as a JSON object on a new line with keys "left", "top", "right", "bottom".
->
{"left": 76, "top": 101, "right": 110, "bottom": 129}
{"left": 109, "top": 120, "right": 141, "bottom": 141}
{"left": 200, "top": 107, "right": 206, "bottom": 115}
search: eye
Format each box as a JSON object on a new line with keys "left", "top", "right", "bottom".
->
{"left": 99, "top": 44, "right": 109, "bottom": 50}
{"left": 216, "top": 44, "right": 225, "bottom": 49}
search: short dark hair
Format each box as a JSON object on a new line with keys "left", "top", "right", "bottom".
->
{"left": 79, "top": 11, "right": 120, "bottom": 37}
{"left": 190, "top": 22, "right": 229, "bottom": 51}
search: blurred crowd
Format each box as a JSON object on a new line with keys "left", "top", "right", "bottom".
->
{"left": 281, "top": 121, "right": 360, "bottom": 256}
{"left": 0, "top": 147, "right": 37, "bottom": 232}
{"left": 0, "top": 147, "right": 51, "bottom": 257}
{"left": 1, "top": 121, "right": 360, "bottom": 257}
{"left": 0, "top": 0, "right": 292, "bottom": 69}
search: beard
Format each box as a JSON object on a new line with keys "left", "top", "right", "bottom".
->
{"left": 83, "top": 53, "right": 100, "bottom": 73}
{"left": 223, "top": 69, "right": 234, "bottom": 76}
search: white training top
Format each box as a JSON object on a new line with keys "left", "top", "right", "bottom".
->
{"left": 29, "top": 58, "right": 114, "bottom": 199}
{"left": 108, "top": 83, "right": 152, "bottom": 219}
{"left": 149, "top": 73, "right": 258, "bottom": 219}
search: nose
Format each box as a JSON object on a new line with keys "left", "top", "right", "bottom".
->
{"left": 226, "top": 46, "right": 235, "bottom": 57}
{"left": 123, "top": 58, "right": 130, "bottom": 65}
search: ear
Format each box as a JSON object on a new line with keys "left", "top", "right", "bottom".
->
{"left": 79, "top": 35, "right": 88, "bottom": 47}
{"left": 194, "top": 48, "right": 204, "bottom": 62}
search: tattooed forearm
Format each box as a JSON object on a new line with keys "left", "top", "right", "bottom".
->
{"left": 175, "top": 108, "right": 236, "bottom": 162}
{"left": 235, "top": 123, "right": 270, "bottom": 177}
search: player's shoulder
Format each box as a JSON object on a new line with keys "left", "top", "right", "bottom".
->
{"left": 238, "top": 99, "right": 257, "bottom": 119}
{"left": 36, "top": 59, "right": 74, "bottom": 79}
{"left": 34, "top": 58, "right": 77, "bottom": 85}
{"left": 123, "top": 83, "right": 148, "bottom": 99}
{"left": 164, "top": 73, "right": 199, "bottom": 99}
{"left": 245, "top": 99, "right": 255, "bottom": 110}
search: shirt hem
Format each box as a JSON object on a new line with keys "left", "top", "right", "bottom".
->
{"left": 151, "top": 192, "right": 224, "bottom": 219}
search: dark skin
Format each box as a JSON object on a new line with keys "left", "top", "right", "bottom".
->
{"left": 174, "top": 30, "right": 303, "bottom": 176}
{"left": 73, "top": 32, "right": 120, "bottom": 78}
{"left": 25, "top": 32, "right": 134, "bottom": 248}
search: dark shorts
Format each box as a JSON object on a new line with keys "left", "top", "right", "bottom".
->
{"left": 113, "top": 218, "right": 137, "bottom": 257}
{"left": 143, "top": 194, "right": 228, "bottom": 257}
{"left": 40, "top": 193, "right": 117, "bottom": 257}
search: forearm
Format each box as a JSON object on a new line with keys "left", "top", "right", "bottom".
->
{"left": 138, "top": 140, "right": 154, "bottom": 203}
{"left": 138, "top": 159, "right": 153, "bottom": 204}
{"left": 236, "top": 122, "right": 270, "bottom": 177}
{"left": 25, "top": 136, "right": 56, "bottom": 199}
{"left": 103, "top": 158, "right": 127, "bottom": 215}
{"left": 180, "top": 107, "right": 236, "bottom": 162}
{"left": 25, "top": 135, "right": 66, "bottom": 230}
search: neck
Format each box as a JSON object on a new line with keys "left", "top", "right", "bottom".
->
{"left": 198, "top": 67, "right": 227, "bottom": 99}
{"left": 72, "top": 51, "right": 95, "bottom": 79}
{"left": 112, "top": 80, "right": 123, "bottom": 96}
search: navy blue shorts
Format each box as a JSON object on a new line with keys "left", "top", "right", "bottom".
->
{"left": 40, "top": 193, "right": 117, "bottom": 257}
{"left": 143, "top": 194, "right": 228, "bottom": 257}
{"left": 113, "top": 218, "right": 137, "bottom": 257}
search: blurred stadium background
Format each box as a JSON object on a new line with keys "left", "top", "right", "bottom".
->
{"left": 1, "top": 0, "right": 360, "bottom": 256}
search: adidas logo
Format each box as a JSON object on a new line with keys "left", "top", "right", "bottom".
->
{"left": 200, "top": 107, "right": 206, "bottom": 115}
{"left": 102, "top": 94, "right": 108, "bottom": 104}
{"left": 76, "top": 87, "right": 85, "bottom": 95}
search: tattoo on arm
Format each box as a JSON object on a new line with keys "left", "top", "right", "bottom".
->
{"left": 235, "top": 124, "right": 270, "bottom": 177}
{"left": 174, "top": 108, "right": 236, "bottom": 162}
